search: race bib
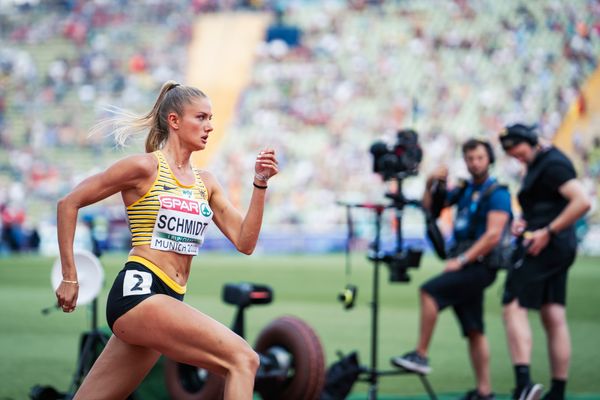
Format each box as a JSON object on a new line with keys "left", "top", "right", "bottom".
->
{"left": 150, "top": 195, "right": 212, "bottom": 255}
{"left": 123, "top": 270, "right": 152, "bottom": 296}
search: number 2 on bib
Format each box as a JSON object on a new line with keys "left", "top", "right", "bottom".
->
{"left": 123, "top": 270, "right": 152, "bottom": 296}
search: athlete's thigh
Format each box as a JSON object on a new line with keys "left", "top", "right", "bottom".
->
{"left": 113, "top": 294, "right": 252, "bottom": 376}
{"left": 74, "top": 335, "right": 160, "bottom": 400}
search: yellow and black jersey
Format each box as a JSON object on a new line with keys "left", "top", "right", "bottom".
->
{"left": 126, "top": 150, "right": 211, "bottom": 249}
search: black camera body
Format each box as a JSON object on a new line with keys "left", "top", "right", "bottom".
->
{"left": 366, "top": 128, "right": 425, "bottom": 283}
{"left": 370, "top": 129, "right": 423, "bottom": 180}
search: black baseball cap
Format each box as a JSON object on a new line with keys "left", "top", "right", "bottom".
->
{"left": 499, "top": 123, "right": 538, "bottom": 150}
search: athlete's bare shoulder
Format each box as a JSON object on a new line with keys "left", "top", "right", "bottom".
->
{"left": 106, "top": 152, "right": 158, "bottom": 183}
{"left": 114, "top": 153, "right": 158, "bottom": 175}
{"left": 196, "top": 169, "right": 215, "bottom": 181}
{"left": 196, "top": 169, "right": 222, "bottom": 197}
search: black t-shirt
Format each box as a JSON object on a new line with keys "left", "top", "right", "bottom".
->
{"left": 518, "top": 146, "right": 576, "bottom": 230}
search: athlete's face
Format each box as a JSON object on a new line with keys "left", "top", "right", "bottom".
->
{"left": 174, "top": 97, "right": 213, "bottom": 151}
{"left": 464, "top": 144, "right": 491, "bottom": 181}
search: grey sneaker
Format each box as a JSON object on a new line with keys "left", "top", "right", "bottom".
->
{"left": 390, "top": 350, "right": 431, "bottom": 374}
{"left": 458, "top": 389, "right": 496, "bottom": 400}
{"left": 515, "top": 383, "right": 543, "bottom": 400}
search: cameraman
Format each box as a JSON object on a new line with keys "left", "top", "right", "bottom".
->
{"left": 499, "top": 124, "right": 591, "bottom": 400}
{"left": 391, "top": 139, "right": 511, "bottom": 400}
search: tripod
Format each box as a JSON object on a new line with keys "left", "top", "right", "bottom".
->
{"left": 340, "top": 196, "right": 437, "bottom": 400}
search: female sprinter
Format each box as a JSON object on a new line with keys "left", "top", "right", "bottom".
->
{"left": 55, "top": 81, "right": 279, "bottom": 400}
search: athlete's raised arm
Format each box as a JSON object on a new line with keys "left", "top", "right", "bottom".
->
{"left": 204, "top": 148, "right": 279, "bottom": 255}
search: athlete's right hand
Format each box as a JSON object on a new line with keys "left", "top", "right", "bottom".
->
{"left": 56, "top": 280, "right": 79, "bottom": 313}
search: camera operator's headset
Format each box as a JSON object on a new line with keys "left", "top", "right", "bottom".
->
{"left": 482, "top": 141, "right": 495, "bottom": 164}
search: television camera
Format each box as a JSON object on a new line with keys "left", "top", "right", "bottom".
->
{"left": 370, "top": 128, "right": 423, "bottom": 181}
{"left": 369, "top": 128, "right": 424, "bottom": 283}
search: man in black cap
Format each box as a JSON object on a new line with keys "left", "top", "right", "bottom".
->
{"left": 499, "top": 124, "right": 591, "bottom": 400}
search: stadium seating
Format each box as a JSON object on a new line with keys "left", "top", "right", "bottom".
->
{"left": 0, "top": 0, "right": 598, "bottom": 251}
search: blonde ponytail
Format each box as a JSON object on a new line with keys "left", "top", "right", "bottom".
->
{"left": 144, "top": 81, "right": 180, "bottom": 152}
{"left": 91, "top": 81, "right": 207, "bottom": 152}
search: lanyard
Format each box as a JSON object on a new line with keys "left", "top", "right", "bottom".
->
{"left": 465, "top": 177, "right": 494, "bottom": 214}
{"left": 458, "top": 177, "right": 497, "bottom": 240}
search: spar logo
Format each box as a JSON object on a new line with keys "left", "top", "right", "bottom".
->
{"left": 159, "top": 196, "right": 200, "bottom": 214}
{"left": 200, "top": 202, "right": 212, "bottom": 217}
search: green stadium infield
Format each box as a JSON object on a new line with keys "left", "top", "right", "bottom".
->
{"left": 1, "top": 253, "right": 599, "bottom": 399}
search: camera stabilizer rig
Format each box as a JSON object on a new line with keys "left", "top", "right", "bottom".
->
{"left": 335, "top": 129, "right": 437, "bottom": 400}
{"left": 338, "top": 198, "right": 436, "bottom": 400}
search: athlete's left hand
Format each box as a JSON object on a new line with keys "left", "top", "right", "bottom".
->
{"left": 255, "top": 148, "right": 279, "bottom": 182}
{"left": 525, "top": 228, "right": 551, "bottom": 256}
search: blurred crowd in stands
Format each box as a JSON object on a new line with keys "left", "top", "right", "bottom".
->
{"left": 213, "top": 0, "right": 600, "bottom": 241}
{"left": 0, "top": 0, "right": 599, "bottom": 254}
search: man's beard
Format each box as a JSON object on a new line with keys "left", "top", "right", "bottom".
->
{"left": 470, "top": 169, "right": 489, "bottom": 182}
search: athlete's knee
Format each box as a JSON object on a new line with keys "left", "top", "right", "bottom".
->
{"left": 229, "top": 343, "right": 260, "bottom": 375}
{"left": 239, "top": 346, "right": 260, "bottom": 371}
{"left": 247, "top": 349, "right": 260, "bottom": 374}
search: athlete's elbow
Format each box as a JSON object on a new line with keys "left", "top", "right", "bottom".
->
{"left": 57, "top": 196, "right": 67, "bottom": 210}
{"left": 57, "top": 195, "right": 75, "bottom": 213}
{"left": 237, "top": 245, "right": 255, "bottom": 255}
{"left": 236, "top": 240, "right": 257, "bottom": 255}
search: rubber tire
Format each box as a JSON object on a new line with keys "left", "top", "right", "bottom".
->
{"left": 254, "top": 316, "right": 326, "bottom": 400}
{"left": 163, "top": 360, "right": 225, "bottom": 400}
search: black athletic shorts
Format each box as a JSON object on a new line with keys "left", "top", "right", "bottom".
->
{"left": 106, "top": 255, "right": 186, "bottom": 332}
{"left": 502, "top": 237, "right": 576, "bottom": 310}
{"left": 421, "top": 263, "right": 497, "bottom": 337}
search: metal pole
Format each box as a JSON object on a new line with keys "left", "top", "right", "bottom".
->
{"left": 368, "top": 207, "right": 384, "bottom": 399}
{"left": 93, "top": 298, "right": 98, "bottom": 330}
{"left": 394, "top": 179, "right": 404, "bottom": 254}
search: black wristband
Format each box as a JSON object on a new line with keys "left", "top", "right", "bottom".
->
{"left": 545, "top": 225, "right": 555, "bottom": 237}
{"left": 253, "top": 182, "right": 268, "bottom": 190}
